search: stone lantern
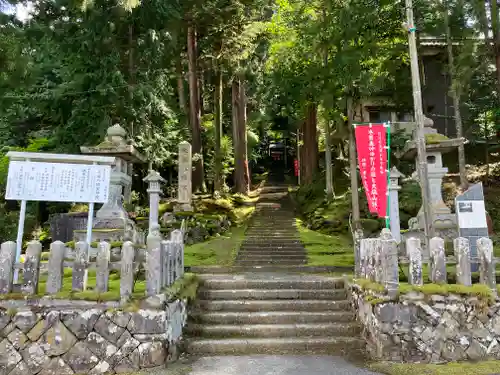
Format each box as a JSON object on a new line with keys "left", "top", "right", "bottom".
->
{"left": 78, "top": 124, "right": 147, "bottom": 243}
{"left": 399, "top": 116, "right": 464, "bottom": 242}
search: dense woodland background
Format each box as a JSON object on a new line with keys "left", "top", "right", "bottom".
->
{"left": 1, "top": 0, "right": 500, "bottom": 243}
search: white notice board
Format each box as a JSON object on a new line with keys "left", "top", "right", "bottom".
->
{"left": 456, "top": 200, "right": 488, "bottom": 229}
{"left": 5, "top": 161, "right": 111, "bottom": 203}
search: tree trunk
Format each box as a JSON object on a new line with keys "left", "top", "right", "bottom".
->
{"left": 232, "top": 80, "right": 246, "bottom": 193}
{"left": 176, "top": 59, "right": 187, "bottom": 115}
{"left": 128, "top": 24, "right": 134, "bottom": 136}
{"left": 187, "top": 25, "right": 205, "bottom": 192}
{"left": 300, "top": 103, "right": 318, "bottom": 185}
{"left": 347, "top": 97, "right": 361, "bottom": 231}
{"left": 238, "top": 75, "right": 250, "bottom": 192}
{"left": 490, "top": 0, "right": 500, "bottom": 92}
{"left": 444, "top": 2, "right": 467, "bottom": 188}
{"left": 214, "top": 61, "right": 223, "bottom": 192}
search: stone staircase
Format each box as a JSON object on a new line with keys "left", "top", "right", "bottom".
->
{"left": 235, "top": 188, "right": 307, "bottom": 267}
{"left": 184, "top": 274, "right": 364, "bottom": 355}
{"left": 184, "top": 185, "right": 364, "bottom": 357}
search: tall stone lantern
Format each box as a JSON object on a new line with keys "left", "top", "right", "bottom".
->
{"left": 399, "top": 116, "right": 464, "bottom": 242}
{"left": 79, "top": 124, "right": 147, "bottom": 243}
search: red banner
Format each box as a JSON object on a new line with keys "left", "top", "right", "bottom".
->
{"left": 294, "top": 159, "right": 299, "bottom": 177}
{"left": 355, "top": 124, "right": 388, "bottom": 217}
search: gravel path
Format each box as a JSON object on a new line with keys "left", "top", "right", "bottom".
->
{"left": 142, "top": 355, "right": 384, "bottom": 375}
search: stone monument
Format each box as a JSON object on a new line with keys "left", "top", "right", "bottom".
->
{"left": 399, "top": 116, "right": 464, "bottom": 242}
{"left": 78, "top": 124, "right": 146, "bottom": 243}
{"left": 177, "top": 141, "right": 193, "bottom": 212}
{"left": 389, "top": 167, "right": 403, "bottom": 243}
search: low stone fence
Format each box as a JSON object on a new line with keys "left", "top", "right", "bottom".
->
{"left": 350, "top": 229, "right": 500, "bottom": 363}
{"left": 0, "top": 298, "right": 187, "bottom": 374}
{"left": 0, "top": 228, "right": 185, "bottom": 301}
{"left": 349, "top": 283, "right": 500, "bottom": 363}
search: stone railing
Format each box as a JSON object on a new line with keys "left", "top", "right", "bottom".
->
{"left": 355, "top": 229, "right": 496, "bottom": 294}
{"left": 0, "top": 222, "right": 186, "bottom": 301}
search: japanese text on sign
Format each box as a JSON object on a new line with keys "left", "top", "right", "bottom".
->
{"left": 355, "top": 124, "right": 388, "bottom": 217}
{"left": 5, "top": 161, "right": 111, "bottom": 203}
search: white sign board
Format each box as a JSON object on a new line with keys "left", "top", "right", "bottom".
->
{"left": 6, "top": 161, "right": 111, "bottom": 203}
{"left": 456, "top": 200, "right": 488, "bottom": 229}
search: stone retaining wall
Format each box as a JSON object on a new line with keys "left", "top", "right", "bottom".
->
{"left": 0, "top": 298, "right": 187, "bottom": 375}
{"left": 349, "top": 283, "right": 500, "bottom": 363}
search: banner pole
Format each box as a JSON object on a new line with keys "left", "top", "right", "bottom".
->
{"left": 386, "top": 123, "right": 391, "bottom": 229}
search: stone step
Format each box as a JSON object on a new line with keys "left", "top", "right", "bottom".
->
{"left": 238, "top": 247, "right": 305, "bottom": 253}
{"left": 184, "top": 337, "right": 365, "bottom": 355}
{"left": 189, "top": 265, "right": 353, "bottom": 273}
{"left": 197, "top": 289, "right": 347, "bottom": 301}
{"left": 199, "top": 278, "right": 343, "bottom": 290}
{"left": 236, "top": 254, "right": 306, "bottom": 259}
{"left": 236, "top": 259, "right": 306, "bottom": 265}
{"left": 191, "top": 311, "right": 354, "bottom": 325}
{"left": 186, "top": 322, "right": 361, "bottom": 338}
{"left": 194, "top": 299, "right": 351, "bottom": 312}
{"left": 243, "top": 237, "right": 300, "bottom": 241}
{"left": 241, "top": 241, "right": 303, "bottom": 247}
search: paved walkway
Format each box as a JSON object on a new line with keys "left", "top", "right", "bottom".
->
{"left": 149, "top": 356, "right": 383, "bottom": 375}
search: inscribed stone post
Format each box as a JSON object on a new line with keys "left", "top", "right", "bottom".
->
{"left": 374, "top": 239, "right": 383, "bottom": 283}
{"left": 171, "top": 229, "right": 184, "bottom": 279}
{"left": 120, "top": 241, "right": 135, "bottom": 302}
{"left": 0, "top": 241, "right": 16, "bottom": 294}
{"left": 146, "top": 225, "right": 163, "bottom": 295}
{"left": 454, "top": 237, "right": 472, "bottom": 286}
{"left": 406, "top": 237, "right": 423, "bottom": 286}
{"left": 359, "top": 239, "right": 368, "bottom": 278}
{"left": 72, "top": 241, "right": 88, "bottom": 291}
{"left": 354, "top": 229, "right": 364, "bottom": 278}
{"left": 367, "top": 239, "right": 377, "bottom": 281}
{"left": 381, "top": 236, "right": 399, "bottom": 297}
{"left": 162, "top": 241, "right": 172, "bottom": 287}
{"left": 96, "top": 241, "right": 111, "bottom": 292}
{"left": 177, "top": 142, "right": 192, "bottom": 211}
{"left": 477, "top": 237, "right": 496, "bottom": 294}
{"left": 429, "top": 237, "right": 447, "bottom": 283}
{"left": 22, "top": 241, "right": 42, "bottom": 294}
{"left": 46, "top": 241, "right": 65, "bottom": 294}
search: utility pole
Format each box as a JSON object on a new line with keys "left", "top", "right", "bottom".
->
{"left": 405, "top": 0, "right": 433, "bottom": 240}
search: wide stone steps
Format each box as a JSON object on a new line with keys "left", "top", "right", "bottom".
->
{"left": 236, "top": 255, "right": 307, "bottom": 261}
{"left": 197, "top": 288, "right": 347, "bottom": 301}
{"left": 236, "top": 259, "right": 306, "bottom": 265}
{"left": 186, "top": 322, "right": 361, "bottom": 338}
{"left": 184, "top": 337, "right": 365, "bottom": 355}
{"left": 199, "top": 278, "right": 341, "bottom": 290}
{"left": 191, "top": 311, "right": 355, "bottom": 325}
{"left": 194, "top": 299, "right": 351, "bottom": 312}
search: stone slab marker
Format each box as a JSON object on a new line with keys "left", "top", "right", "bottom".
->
{"left": 454, "top": 237, "right": 472, "bottom": 286}
{"left": 177, "top": 141, "right": 193, "bottom": 211}
{"left": 359, "top": 239, "right": 368, "bottom": 278}
{"left": 96, "top": 241, "right": 111, "bottom": 293}
{"left": 146, "top": 225, "right": 163, "bottom": 296}
{"left": 0, "top": 241, "right": 16, "bottom": 294}
{"left": 477, "top": 237, "right": 496, "bottom": 294}
{"left": 429, "top": 237, "right": 447, "bottom": 283}
{"left": 120, "top": 241, "right": 135, "bottom": 302}
{"left": 380, "top": 234, "right": 399, "bottom": 297}
{"left": 72, "top": 241, "right": 89, "bottom": 291}
{"left": 162, "top": 240, "right": 172, "bottom": 287}
{"left": 407, "top": 237, "right": 423, "bottom": 286}
{"left": 373, "top": 239, "right": 383, "bottom": 283}
{"left": 389, "top": 167, "right": 403, "bottom": 243}
{"left": 46, "top": 241, "right": 65, "bottom": 294}
{"left": 22, "top": 241, "right": 42, "bottom": 294}
{"left": 365, "top": 239, "right": 376, "bottom": 281}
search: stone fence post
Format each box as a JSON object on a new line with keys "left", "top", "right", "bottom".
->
{"left": 389, "top": 167, "right": 403, "bottom": 243}
{"left": 454, "top": 237, "right": 472, "bottom": 286}
{"left": 120, "top": 241, "right": 135, "bottom": 302}
{"left": 406, "top": 237, "right": 423, "bottom": 286}
{"left": 429, "top": 237, "right": 446, "bottom": 283}
{"left": 170, "top": 229, "right": 184, "bottom": 281}
{"left": 21, "top": 240, "right": 42, "bottom": 295}
{"left": 478, "top": 237, "right": 496, "bottom": 295}
{"left": 144, "top": 170, "right": 165, "bottom": 234}
{"left": 146, "top": 225, "right": 163, "bottom": 296}
{"left": 380, "top": 231, "right": 399, "bottom": 297}
{"left": 354, "top": 229, "right": 364, "bottom": 278}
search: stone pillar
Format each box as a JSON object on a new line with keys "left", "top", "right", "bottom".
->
{"left": 454, "top": 237, "right": 472, "bottom": 286}
{"left": 380, "top": 231, "right": 399, "bottom": 297}
{"left": 124, "top": 162, "right": 133, "bottom": 204}
{"left": 478, "top": 237, "right": 496, "bottom": 294}
{"left": 177, "top": 141, "right": 193, "bottom": 211}
{"left": 389, "top": 167, "right": 403, "bottom": 243}
{"left": 429, "top": 237, "right": 447, "bottom": 283}
{"left": 407, "top": 237, "right": 423, "bottom": 286}
{"left": 144, "top": 170, "right": 165, "bottom": 233}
